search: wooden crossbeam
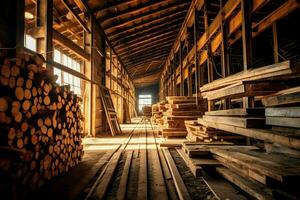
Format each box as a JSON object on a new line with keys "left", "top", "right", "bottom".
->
{"left": 111, "top": 17, "right": 185, "bottom": 44}
{"left": 103, "top": 2, "right": 190, "bottom": 32}
{"left": 115, "top": 29, "right": 180, "bottom": 49}
{"left": 61, "top": 0, "right": 90, "bottom": 33}
{"left": 117, "top": 34, "right": 177, "bottom": 54}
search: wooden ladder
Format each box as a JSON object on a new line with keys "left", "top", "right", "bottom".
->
{"left": 99, "top": 86, "right": 122, "bottom": 136}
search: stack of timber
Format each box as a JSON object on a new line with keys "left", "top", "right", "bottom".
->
{"left": 161, "top": 96, "right": 206, "bottom": 137}
{"left": 179, "top": 143, "right": 300, "bottom": 199}
{"left": 196, "top": 60, "right": 300, "bottom": 150}
{"left": 185, "top": 120, "right": 245, "bottom": 143}
{"left": 262, "top": 86, "right": 300, "bottom": 130}
{"left": 151, "top": 101, "right": 166, "bottom": 125}
{"left": 0, "top": 54, "right": 84, "bottom": 195}
{"left": 142, "top": 106, "right": 152, "bottom": 118}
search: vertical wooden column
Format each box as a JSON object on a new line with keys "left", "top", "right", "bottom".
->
{"left": 194, "top": 7, "right": 199, "bottom": 104}
{"left": 0, "top": 0, "right": 24, "bottom": 57}
{"left": 204, "top": 0, "right": 213, "bottom": 83}
{"left": 179, "top": 43, "right": 184, "bottom": 96}
{"left": 221, "top": 0, "right": 230, "bottom": 109}
{"left": 172, "top": 52, "right": 176, "bottom": 96}
{"left": 272, "top": 22, "right": 279, "bottom": 63}
{"left": 241, "top": 0, "right": 254, "bottom": 109}
{"left": 110, "top": 48, "right": 112, "bottom": 89}
{"left": 36, "top": 0, "right": 53, "bottom": 63}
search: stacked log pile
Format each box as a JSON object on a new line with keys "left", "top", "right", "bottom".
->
{"left": 160, "top": 96, "right": 206, "bottom": 137}
{"left": 142, "top": 106, "right": 152, "bottom": 118}
{"left": 0, "top": 54, "right": 84, "bottom": 195}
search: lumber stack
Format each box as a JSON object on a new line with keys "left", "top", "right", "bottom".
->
{"left": 185, "top": 120, "right": 245, "bottom": 143}
{"left": 161, "top": 96, "right": 206, "bottom": 137}
{"left": 151, "top": 101, "right": 166, "bottom": 125}
{"left": 179, "top": 143, "right": 300, "bottom": 199}
{"left": 142, "top": 106, "right": 152, "bottom": 118}
{"left": 0, "top": 54, "right": 84, "bottom": 194}
{"left": 262, "top": 86, "right": 300, "bottom": 130}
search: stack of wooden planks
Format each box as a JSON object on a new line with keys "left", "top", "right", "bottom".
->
{"left": 179, "top": 143, "right": 300, "bottom": 199}
{"left": 262, "top": 86, "right": 300, "bottom": 129}
{"left": 185, "top": 120, "right": 245, "bottom": 143}
{"left": 0, "top": 54, "right": 84, "bottom": 192}
{"left": 151, "top": 101, "right": 166, "bottom": 125}
{"left": 142, "top": 106, "right": 152, "bottom": 118}
{"left": 160, "top": 96, "right": 206, "bottom": 137}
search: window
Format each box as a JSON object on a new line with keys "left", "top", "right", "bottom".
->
{"left": 53, "top": 67, "right": 81, "bottom": 95}
{"left": 138, "top": 94, "right": 152, "bottom": 112}
{"left": 24, "top": 34, "right": 36, "bottom": 52}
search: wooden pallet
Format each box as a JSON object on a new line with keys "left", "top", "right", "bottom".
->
{"left": 99, "top": 86, "right": 122, "bottom": 136}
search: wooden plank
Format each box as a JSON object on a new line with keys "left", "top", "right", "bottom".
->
{"left": 162, "top": 131, "right": 187, "bottom": 137}
{"left": 92, "top": 151, "right": 122, "bottom": 199}
{"left": 158, "top": 149, "right": 179, "bottom": 200}
{"left": 200, "top": 61, "right": 291, "bottom": 93}
{"left": 116, "top": 151, "right": 133, "bottom": 200}
{"left": 163, "top": 148, "right": 192, "bottom": 200}
{"left": 211, "top": 148, "right": 300, "bottom": 183}
{"left": 202, "top": 171, "right": 248, "bottom": 200}
{"left": 205, "top": 81, "right": 288, "bottom": 101}
{"left": 266, "top": 117, "right": 300, "bottom": 128}
{"left": 203, "top": 115, "right": 265, "bottom": 128}
{"left": 266, "top": 107, "right": 300, "bottom": 117}
{"left": 216, "top": 167, "right": 273, "bottom": 200}
{"left": 205, "top": 108, "right": 265, "bottom": 116}
{"left": 262, "top": 86, "right": 300, "bottom": 107}
{"left": 137, "top": 130, "right": 148, "bottom": 200}
{"left": 148, "top": 132, "right": 168, "bottom": 199}
{"left": 176, "top": 148, "right": 202, "bottom": 177}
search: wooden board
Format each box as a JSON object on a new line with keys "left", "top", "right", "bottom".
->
{"left": 200, "top": 61, "right": 292, "bottom": 93}
{"left": 205, "top": 108, "right": 265, "bottom": 116}
{"left": 162, "top": 131, "right": 187, "bottom": 137}
{"left": 262, "top": 86, "right": 300, "bottom": 107}
{"left": 203, "top": 115, "right": 266, "bottom": 128}
{"left": 216, "top": 167, "right": 273, "bottom": 200}
{"left": 211, "top": 148, "right": 300, "bottom": 183}
{"left": 163, "top": 148, "right": 192, "bottom": 200}
{"left": 202, "top": 119, "right": 300, "bottom": 149}
{"left": 265, "top": 107, "right": 300, "bottom": 117}
{"left": 205, "top": 81, "right": 288, "bottom": 101}
{"left": 266, "top": 117, "right": 300, "bottom": 128}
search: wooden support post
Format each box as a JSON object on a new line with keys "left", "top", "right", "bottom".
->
{"left": 272, "top": 22, "right": 279, "bottom": 64}
{"left": 180, "top": 43, "right": 184, "bottom": 96}
{"left": 110, "top": 48, "right": 112, "bottom": 89}
{"left": 241, "top": 0, "right": 253, "bottom": 110}
{"left": 194, "top": 7, "right": 199, "bottom": 104}
{"left": 0, "top": 0, "right": 24, "bottom": 57}
{"left": 241, "top": 0, "right": 253, "bottom": 71}
{"left": 204, "top": 0, "right": 213, "bottom": 83}
{"left": 36, "top": 0, "right": 53, "bottom": 63}
{"left": 172, "top": 52, "right": 176, "bottom": 96}
{"left": 221, "top": 0, "right": 231, "bottom": 109}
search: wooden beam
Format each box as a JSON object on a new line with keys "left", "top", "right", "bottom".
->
{"left": 123, "top": 50, "right": 170, "bottom": 65}
{"left": 121, "top": 43, "right": 172, "bottom": 61}
{"left": 125, "top": 54, "right": 168, "bottom": 67}
{"left": 100, "top": 0, "right": 181, "bottom": 25}
{"left": 118, "top": 36, "right": 176, "bottom": 56}
{"left": 104, "top": 2, "right": 190, "bottom": 32}
{"left": 61, "top": 0, "right": 90, "bottom": 33}
{"left": 111, "top": 18, "right": 184, "bottom": 45}
{"left": 115, "top": 29, "right": 179, "bottom": 50}
{"left": 108, "top": 12, "right": 186, "bottom": 40}
{"left": 52, "top": 29, "right": 90, "bottom": 61}
{"left": 241, "top": 0, "right": 253, "bottom": 70}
